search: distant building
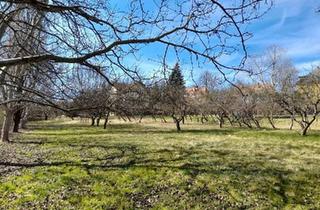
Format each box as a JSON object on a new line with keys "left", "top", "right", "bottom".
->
{"left": 185, "top": 87, "right": 209, "bottom": 98}
{"left": 297, "top": 71, "right": 320, "bottom": 86}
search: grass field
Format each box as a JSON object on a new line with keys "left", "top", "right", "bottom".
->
{"left": 0, "top": 118, "right": 320, "bottom": 209}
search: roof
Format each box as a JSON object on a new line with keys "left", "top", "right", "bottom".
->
{"left": 185, "top": 87, "right": 208, "bottom": 95}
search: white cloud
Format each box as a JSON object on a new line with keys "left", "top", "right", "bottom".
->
{"left": 296, "top": 60, "right": 320, "bottom": 73}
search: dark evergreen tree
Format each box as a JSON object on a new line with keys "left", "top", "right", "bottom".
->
{"left": 165, "top": 63, "right": 186, "bottom": 131}
{"left": 168, "top": 63, "right": 185, "bottom": 89}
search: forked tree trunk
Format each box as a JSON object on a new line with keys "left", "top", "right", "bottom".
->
{"left": 300, "top": 118, "right": 316, "bottom": 136}
{"left": 13, "top": 109, "right": 23, "bottom": 132}
{"left": 172, "top": 116, "right": 182, "bottom": 131}
{"left": 1, "top": 109, "right": 14, "bottom": 142}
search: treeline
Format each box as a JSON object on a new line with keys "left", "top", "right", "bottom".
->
{"left": 28, "top": 54, "right": 319, "bottom": 136}
{"left": 1, "top": 44, "right": 319, "bottom": 142}
{"left": 0, "top": 0, "right": 273, "bottom": 142}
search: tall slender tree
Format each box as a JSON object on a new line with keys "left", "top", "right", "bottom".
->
{"left": 165, "top": 63, "right": 186, "bottom": 131}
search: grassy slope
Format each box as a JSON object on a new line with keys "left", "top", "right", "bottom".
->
{"left": 0, "top": 118, "right": 320, "bottom": 209}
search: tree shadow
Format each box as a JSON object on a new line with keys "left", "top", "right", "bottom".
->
{"left": 1, "top": 141, "right": 318, "bottom": 208}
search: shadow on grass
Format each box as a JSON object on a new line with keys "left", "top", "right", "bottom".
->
{"left": 0, "top": 143, "right": 291, "bottom": 176}
{"left": 1, "top": 121, "right": 319, "bottom": 208}
{"left": 28, "top": 123, "right": 141, "bottom": 131}
{"left": 22, "top": 127, "right": 238, "bottom": 136}
{"left": 0, "top": 146, "right": 298, "bottom": 207}
{"left": 2, "top": 138, "right": 319, "bottom": 208}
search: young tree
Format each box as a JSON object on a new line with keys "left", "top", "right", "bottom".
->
{"left": 165, "top": 63, "right": 186, "bottom": 131}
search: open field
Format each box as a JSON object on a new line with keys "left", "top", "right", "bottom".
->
{"left": 0, "top": 118, "right": 320, "bottom": 209}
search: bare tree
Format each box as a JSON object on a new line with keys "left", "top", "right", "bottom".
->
{"left": 277, "top": 67, "right": 320, "bottom": 136}
{"left": 0, "top": 0, "right": 272, "bottom": 141}
{"left": 249, "top": 46, "right": 291, "bottom": 129}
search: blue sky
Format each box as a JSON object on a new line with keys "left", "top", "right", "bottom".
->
{"left": 111, "top": 0, "right": 320, "bottom": 84}
{"left": 246, "top": 0, "right": 320, "bottom": 74}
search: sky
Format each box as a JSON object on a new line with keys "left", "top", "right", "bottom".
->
{"left": 246, "top": 0, "right": 320, "bottom": 75}
{"left": 108, "top": 0, "right": 320, "bottom": 85}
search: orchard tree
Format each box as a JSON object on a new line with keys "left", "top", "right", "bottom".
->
{"left": 0, "top": 0, "right": 273, "bottom": 141}
{"left": 249, "top": 46, "right": 296, "bottom": 129}
{"left": 165, "top": 63, "right": 186, "bottom": 131}
{"left": 278, "top": 67, "right": 320, "bottom": 136}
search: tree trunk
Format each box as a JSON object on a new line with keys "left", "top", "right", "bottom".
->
{"left": 139, "top": 115, "right": 143, "bottom": 123}
{"left": 300, "top": 118, "right": 316, "bottom": 136}
{"left": 253, "top": 119, "right": 261, "bottom": 129}
{"left": 174, "top": 119, "right": 181, "bottom": 131}
{"left": 172, "top": 115, "right": 182, "bottom": 132}
{"left": 1, "top": 109, "right": 14, "bottom": 142}
{"left": 242, "top": 120, "right": 252, "bottom": 129}
{"left": 226, "top": 116, "right": 233, "bottom": 126}
{"left": 91, "top": 117, "right": 95, "bottom": 126}
{"left": 218, "top": 117, "right": 224, "bottom": 128}
{"left": 289, "top": 115, "right": 294, "bottom": 130}
{"left": 120, "top": 116, "right": 127, "bottom": 122}
{"left": 96, "top": 117, "right": 100, "bottom": 127}
{"left": 301, "top": 126, "right": 308, "bottom": 136}
{"left": 152, "top": 115, "right": 157, "bottom": 122}
{"left": 267, "top": 116, "right": 276, "bottom": 129}
{"left": 13, "top": 109, "right": 23, "bottom": 132}
{"left": 103, "top": 112, "right": 110, "bottom": 129}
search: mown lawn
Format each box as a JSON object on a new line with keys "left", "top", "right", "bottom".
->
{"left": 0, "top": 118, "right": 320, "bottom": 209}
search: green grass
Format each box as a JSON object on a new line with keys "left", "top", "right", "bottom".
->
{"left": 0, "top": 118, "right": 320, "bottom": 209}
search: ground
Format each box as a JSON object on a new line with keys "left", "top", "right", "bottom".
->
{"left": 0, "top": 118, "right": 320, "bottom": 209}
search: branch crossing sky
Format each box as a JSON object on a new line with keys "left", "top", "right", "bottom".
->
{"left": 246, "top": 0, "right": 320, "bottom": 74}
